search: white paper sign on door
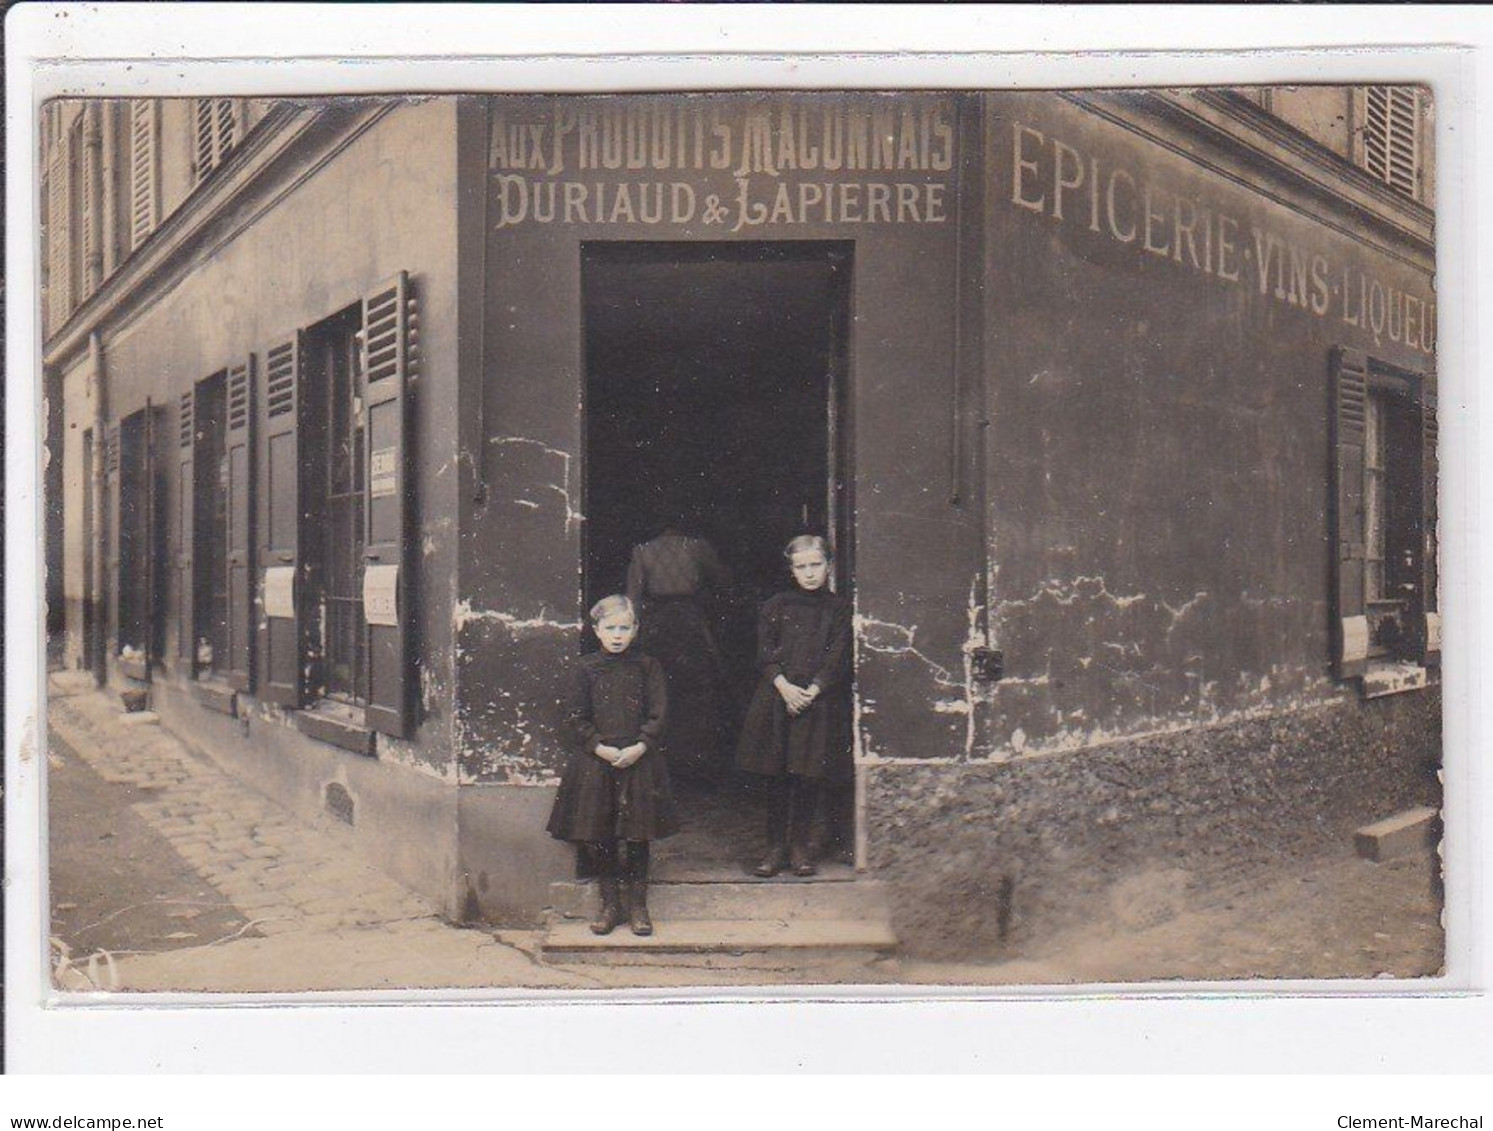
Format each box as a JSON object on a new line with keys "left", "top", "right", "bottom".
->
{"left": 363, "top": 564, "right": 400, "bottom": 627}
{"left": 263, "top": 566, "right": 296, "bottom": 620}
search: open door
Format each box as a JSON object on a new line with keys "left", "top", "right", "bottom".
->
{"left": 582, "top": 241, "right": 852, "bottom": 873}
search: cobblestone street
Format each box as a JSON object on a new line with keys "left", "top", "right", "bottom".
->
{"left": 46, "top": 674, "right": 1445, "bottom": 994}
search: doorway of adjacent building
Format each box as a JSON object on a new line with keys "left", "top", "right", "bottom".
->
{"left": 582, "top": 241, "right": 852, "bottom": 877}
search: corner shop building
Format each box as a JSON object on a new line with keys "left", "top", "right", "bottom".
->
{"left": 47, "top": 90, "right": 1440, "bottom": 952}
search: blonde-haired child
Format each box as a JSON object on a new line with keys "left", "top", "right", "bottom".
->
{"left": 547, "top": 595, "right": 677, "bottom": 934}
{"left": 736, "top": 536, "right": 853, "bottom": 877}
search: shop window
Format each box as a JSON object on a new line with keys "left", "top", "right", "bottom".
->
{"left": 1330, "top": 348, "right": 1438, "bottom": 692}
{"left": 1355, "top": 86, "right": 1427, "bottom": 203}
{"left": 192, "top": 98, "right": 241, "bottom": 185}
{"left": 129, "top": 100, "right": 160, "bottom": 252}
{"left": 257, "top": 273, "right": 417, "bottom": 741}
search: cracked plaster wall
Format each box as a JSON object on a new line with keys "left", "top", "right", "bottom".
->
{"left": 457, "top": 92, "right": 977, "bottom": 784}
{"left": 970, "top": 93, "right": 1438, "bottom": 761}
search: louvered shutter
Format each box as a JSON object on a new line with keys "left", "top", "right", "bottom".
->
{"left": 46, "top": 144, "right": 73, "bottom": 330}
{"left": 79, "top": 111, "right": 101, "bottom": 299}
{"left": 362, "top": 272, "right": 418, "bottom": 736}
{"left": 1421, "top": 386, "right": 1440, "bottom": 666}
{"left": 194, "top": 98, "right": 216, "bottom": 182}
{"left": 225, "top": 358, "right": 257, "bottom": 691}
{"left": 145, "top": 401, "right": 167, "bottom": 669}
{"left": 129, "top": 100, "right": 159, "bottom": 251}
{"left": 1331, "top": 347, "right": 1370, "bottom": 679}
{"left": 259, "top": 335, "right": 305, "bottom": 707}
{"left": 176, "top": 390, "right": 197, "bottom": 672}
{"left": 105, "top": 422, "right": 121, "bottom": 655}
{"left": 1360, "top": 87, "right": 1423, "bottom": 202}
{"left": 194, "top": 98, "right": 242, "bottom": 183}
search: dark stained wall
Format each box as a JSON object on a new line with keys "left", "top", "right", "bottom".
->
{"left": 459, "top": 92, "right": 984, "bottom": 781}
{"left": 977, "top": 92, "right": 1436, "bottom": 758}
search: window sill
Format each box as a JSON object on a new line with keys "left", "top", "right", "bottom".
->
{"left": 294, "top": 703, "right": 374, "bottom": 755}
{"left": 1362, "top": 661, "right": 1430, "bottom": 700}
{"left": 191, "top": 678, "right": 238, "bottom": 718}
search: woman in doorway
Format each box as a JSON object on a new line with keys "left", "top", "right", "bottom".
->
{"left": 625, "top": 515, "right": 732, "bottom": 783}
{"left": 736, "top": 535, "right": 853, "bottom": 877}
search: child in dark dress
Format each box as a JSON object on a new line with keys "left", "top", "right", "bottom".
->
{"left": 547, "top": 595, "right": 678, "bottom": 936}
{"left": 736, "top": 536, "right": 853, "bottom": 877}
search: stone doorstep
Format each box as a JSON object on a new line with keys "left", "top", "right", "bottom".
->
{"left": 547, "top": 877, "right": 892, "bottom": 923}
{"left": 1355, "top": 806, "right": 1440, "bottom": 863}
{"left": 542, "top": 918, "right": 898, "bottom": 967}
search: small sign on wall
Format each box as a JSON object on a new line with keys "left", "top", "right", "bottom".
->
{"left": 363, "top": 563, "right": 400, "bottom": 627}
{"left": 370, "top": 447, "right": 398, "bottom": 499}
{"left": 1341, "top": 614, "right": 1369, "bottom": 663}
{"left": 263, "top": 566, "right": 296, "bottom": 620}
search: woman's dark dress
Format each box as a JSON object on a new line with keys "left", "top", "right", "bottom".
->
{"left": 546, "top": 650, "right": 680, "bottom": 843}
{"left": 736, "top": 589, "right": 853, "bottom": 782}
{"left": 625, "top": 532, "right": 730, "bottom": 781}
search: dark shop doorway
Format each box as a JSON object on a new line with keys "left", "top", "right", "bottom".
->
{"left": 582, "top": 241, "right": 852, "bottom": 876}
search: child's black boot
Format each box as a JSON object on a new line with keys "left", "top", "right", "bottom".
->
{"left": 754, "top": 777, "right": 791, "bottom": 877}
{"left": 590, "top": 878, "right": 625, "bottom": 936}
{"left": 624, "top": 841, "right": 653, "bottom": 936}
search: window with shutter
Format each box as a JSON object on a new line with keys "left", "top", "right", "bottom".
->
{"left": 79, "top": 108, "right": 102, "bottom": 300}
{"left": 1421, "top": 387, "right": 1440, "bottom": 667}
{"left": 177, "top": 389, "right": 197, "bottom": 674}
{"left": 129, "top": 100, "right": 160, "bottom": 251}
{"left": 225, "top": 359, "right": 257, "bottom": 691}
{"left": 1358, "top": 86, "right": 1425, "bottom": 202}
{"left": 193, "top": 97, "right": 242, "bottom": 184}
{"left": 45, "top": 142, "right": 73, "bottom": 333}
{"left": 361, "top": 272, "right": 417, "bottom": 737}
{"left": 1330, "top": 347, "right": 1437, "bottom": 686}
{"left": 259, "top": 335, "right": 305, "bottom": 707}
{"left": 116, "top": 404, "right": 167, "bottom": 680}
{"left": 104, "top": 422, "right": 121, "bottom": 660}
{"left": 188, "top": 371, "right": 236, "bottom": 681}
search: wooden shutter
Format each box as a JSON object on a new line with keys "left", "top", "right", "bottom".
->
{"left": 79, "top": 110, "right": 101, "bottom": 299}
{"left": 259, "top": 335, "right": 305, "bottom": 707}
{"left": 1359, "top": 87, "right": 1423, "bottom": 202}
{"left": 176, "top": 389, "right": 197, "bottom": 673}
{"left": 46, "top": 144, "right": 73, "bottom": 331}
{"left": 225, "top": 357, "right": 257, "bottom": 691}
{"left": 1421, "top": 386, "right": 1440, "bottom": 666}
{"left": 105, "top": 422, "right": 121, "bottom": 655}
{"left": 194, "top": 98, "right": 241, "bottom": 183}
{"left": 1331, "top": 347, "right": 1370, "bottom": 679}
{"left": 145, "top": 401, "right": 168, "bottom": 668}
{"left": 129, "top": 100, "right": 159, "bottom": 251}
{"left": 362, "top": 272, "right": 417, "bottom": 736}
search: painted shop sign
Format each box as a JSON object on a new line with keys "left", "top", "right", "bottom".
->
{"left": 490, "top": 98, "right": 957, "bottom": 232}
{"left": 1009, "top": 122, "right": 1436, "bottom": 355}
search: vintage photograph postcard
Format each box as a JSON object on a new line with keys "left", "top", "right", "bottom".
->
{"left": 40, "top": 84, "right": 1445, "bottom": 994}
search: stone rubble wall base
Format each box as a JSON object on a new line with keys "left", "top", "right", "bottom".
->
{"left": 865, "top": 688, "right": 1442, "bottom": 960}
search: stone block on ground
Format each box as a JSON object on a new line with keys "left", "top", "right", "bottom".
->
{"left": 1354, "top": 806, "right": 1439, "bottom": 862}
